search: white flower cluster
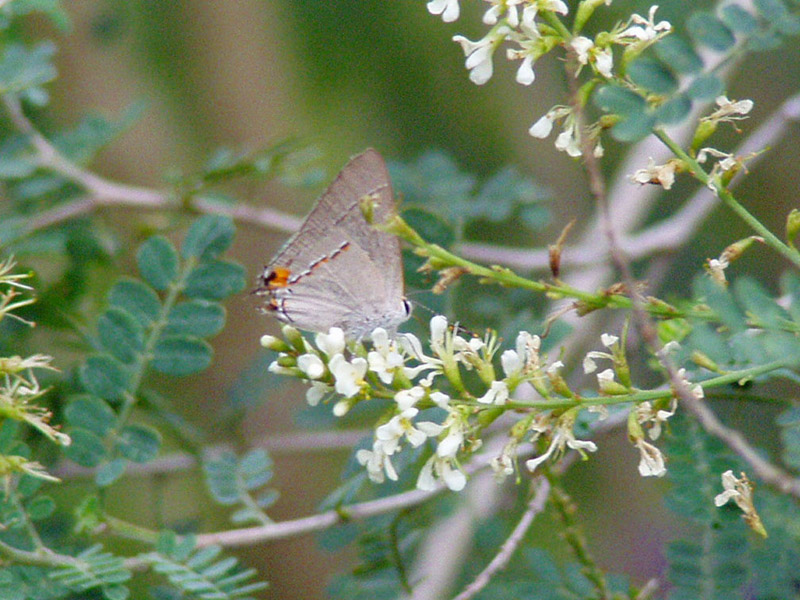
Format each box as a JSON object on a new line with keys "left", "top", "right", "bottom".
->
{"left": 428, "top": 1, "right": 672, "bottom": 158}
{"left": 264, "top": 318, "right": 703, "bottom": 490}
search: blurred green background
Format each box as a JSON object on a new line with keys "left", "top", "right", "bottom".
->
{"left": 23, "top": 0, "right": 800, "bottom": 597}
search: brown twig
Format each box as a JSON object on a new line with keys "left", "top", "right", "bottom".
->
{"left": 451, "top": 478, "right": 551, "bottom": 600}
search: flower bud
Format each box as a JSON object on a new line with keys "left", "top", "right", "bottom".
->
{"left": 260, "top": 334, "right": 291, "bottom": 352}
{"left": 282, "top": 324, "right": 305, "bottom": 353}
{"left": 691, "top": 350, "right": 720, "bottom": 373}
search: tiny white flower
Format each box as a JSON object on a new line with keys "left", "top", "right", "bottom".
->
{"left": 555, "top": 122, "right": 582, "bottom": 157}
{"left": 594, "top": 47, "right": 613, "bottom": 78}
{"left": 597, "top": 365, "right": 617, "bottom": 383}
{"left": 501, "top": 349, "right": 523, "bottom": 377}
{"left": 306, "top": 381, "right": 331, "bottom": 406}
{"left": 268, "top": 360, "right": 294, "bottom": 375}
{"left": 417, "top": 454, "right": 467, "bottom": 491}
{"left": 333, "top": 399, "right": 350, "bottom": 417}
{"left": 630, "top": 157, "right": 678, "bottom": 190}
{"left": 429, "top": 315, "right": 448, "bottom": 349}
{"left": 417, "top": 421, "right": 445, "bottom": 437}
{"left": 394, "top": 386, "right": 425, "bottom": 413}
{"left": 315, "top": 327, "right": 346, "bottom": 357}
{"left": 368, "top": 328, "right": 404, "bottom": 384}
{"left": 437, "top": 426, "right": 464, "bottom": 458}
{"left": 635, "top": 438, "right": 667, "bottom": 477}
{"left": 441, "top": 460, "right": 467, "bottom": 490}
{"left": 477, "top": 380, "right": 509, "bottom": 405}
{"left": 516, "top": 54, "right": 535, "bottom": 85}
{"left": 357, "top": 441, "right": 398, "bottom": 483}
{"left": 491, "top": 439, "right": 518, "bottom": 481}
{"left": 529, "top": 114, "right": 553, "bottom": 138}
{"left": 297, "top": 354, "right": 325, "bottom": 379}
{"left": 398, "top": 332, "right": 443, "bottom": 382}
{"left": 525, "top": 418, "right": 598, "bottom": 472}
{"left": 583, "top": 355, "right": 597, "bottom": 374}
{"left": 620, "top": 5, "right": 671, "bottom": 42}
{"left": 546, "top": 0, "right": 569, "bottom": 14}
{"left": 656, "top": 340, "right": 681, "bottom": 359}
{"left": 260, "top": 334, "right": 280, "bottom": 349}
{"left": 713, "top": 470, "right": 767, "bottom": 536}
{"left": 329, "top": 354, "right": 367, "bottom": 398}
{"left": 637, "top": 398, "right": 676, "bottom": 440}
{"left": 546, "top": 360, "right": 564, "bottom": 375}
{"left": 601, "top": 333, "right": 619, "bottom": 348}
{"left": 707, "top": 96, "right": 754, "bottom": 121}
{"left": 571, "top": 36, "right": 594, "bottom": 65}
{"left": 427, "top": 0, "right": 460, "bottom": 22}
{"left": 453, "top": 27, "right": 509, "bottom": 85}
{"left": 430, "top": 391, "right": 451, "bottom": 409}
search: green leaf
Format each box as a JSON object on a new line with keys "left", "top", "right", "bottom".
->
{"left": 137, "top": 235, "right": 179, "bottom": 291}
{"left": 687, "top": 73, "right": 724, "bottom": 101}
{"left": 203, "top": 452, "right": 239, "bottom": 505}
{"left": 754, "top": 0, "right": 788, "bottom": 20}
{"left": 97, "top": 307, "right": 144, "bottom": 364}
{"left": 64, "top": 428, "right": 107, "bottom": 467}
{"left": 49, "top": 544, "right": 131, "bottom": 592}
{"left": 694, "top": 276, "right": 746, "bottom": 333}
{"left": 114, "top": 424, "right": 161, "bottom": 463}
{"left": 776, "top": 13, "right": 800, "bottom": 35}
{"left": 777, "top": 405, "right": 800, "bottom": 470}
{"left": 0, "top": 0, "right": 71, "bottom": 30}
{"left": 239, "top": 448, "right": 274, "bottom": 489}
{"left": 80, "top": 354, "right": 131, "bottom": 401}
{"left": 64, "top": 395, "right": 116, "bottom": 436}
{"left": 654, "top": 36, "right": 703, "bottom": 74}
{"left": 610, "top": 111, "right": 656, "bottom": 142}
{"left": 688, "top": 12, "right": 736, "bottom": 52}
{"left": 0, "top": 41, "right": 57, "bottom": 94}
{"left": 144, "top": 542, "right": 268, "bottom": 599}
{"left": 102, "top": 584, "right": 130, "bottom": 600}
{"left": 108, "top": 278, "right": 161, "bottom": 326}
{"left": 183, "top": 260, "right": 246, "bottom": 300}
{"left": 467, "top": 166, "right": 549, "bottom": 224}
{"left": 95, "top": 458, "right": 127, "bottom": 487}
{"left": 780, "top": 272, "right": 800, "bottom": 322}
{"left": 25, "top": 495, "right": 55, "bottom": 520}
{"left": 165, "top": 300, "right": 226, "bottom": 338}
{"left": 593, "top": 84, "right": 647, "bottom": 115}
{"left": 181, "top": 215, "right": 235, "bottom": 260}
{"left": 152, "top": 335, "right": 213, "bottom": 376}
{"left": 628, "top": 58, "right": 678, "bottom": 95}
{"left": 655, "top": 94, "right": 693, "bottom": 125}
{"left": 719, "top": 4, "right": 759, "bottom": 34}
{"left": 747, "top": 30, "right": 783, "bottom": 51}
{"left": 401, "top": 207, "right": 455, "bottom": 248}
{"left": 0, "top": 136, "right": 37, "bottom": 179}
{"left": 53, "top": 103, "right": 147, "bottom": 166}
{"left": 388, "top": 151, "right": 476, "bottom": 224}
{"left": 733, "top": 277, "right": 788, "bottom": 329}
{"left": 664, "top": 415, "right": 748, "bottom": 600}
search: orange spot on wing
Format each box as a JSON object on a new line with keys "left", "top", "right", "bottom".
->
{"left": 265, "top": 266, "right": 291, "bottom": 288}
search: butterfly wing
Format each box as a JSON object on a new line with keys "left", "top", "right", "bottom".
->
{"left": 258, "top": 149, "right": 408, "bottom": 337}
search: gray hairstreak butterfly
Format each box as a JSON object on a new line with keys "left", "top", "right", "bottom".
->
{"left": 256, "top": 149, "right": 411, "bottom": 339}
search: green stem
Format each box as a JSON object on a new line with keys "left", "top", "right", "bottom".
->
{"left": 102, "top": 512, "right": 161, "bottom": 545}
{"left": 457, "top": 358, "right": 792, "bottom": 412}
{"left": 392, "top": 218, "right": 727, "bottom": 324}
{"left": 540, "top": 7, "right": 571, "bottom": 39}
{"left": 655, "top": 128, "right": 800, "bottom": 270}
{"left": 0, "top": 538, "right": 81, "bottom": 568}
